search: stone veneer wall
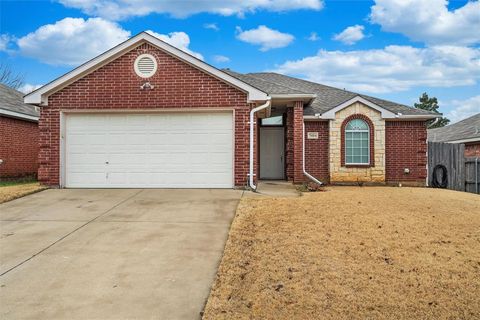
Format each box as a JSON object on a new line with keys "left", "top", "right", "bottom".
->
{"left": 329, "top": 102, "right": 386, "bottom": 183}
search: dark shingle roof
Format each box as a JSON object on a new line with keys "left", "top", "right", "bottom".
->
{"left": 222, "top": 70, "right": 307, "bottom": 95}
{"left": 223, "top": 70, "right": 437, "bottom": 116}
{"left": 0, "top": 84, "right": 39, "bottom": 118}
{"left": 428, "top": 113, "right": 480, "bottom": 143}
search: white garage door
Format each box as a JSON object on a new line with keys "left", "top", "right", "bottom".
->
{"left": 65, "top": 112, "right": 233, "bottom": 188}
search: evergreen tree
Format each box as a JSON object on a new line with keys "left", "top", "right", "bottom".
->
{"left": 414, "top": 92, "right": 450, "bottom": 128}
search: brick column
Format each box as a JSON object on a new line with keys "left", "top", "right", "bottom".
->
{"left": 293, "top": 101, "right": 304, "bottom": 183}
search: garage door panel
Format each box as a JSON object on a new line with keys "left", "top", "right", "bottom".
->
{"left": 68, "top": 154, "right": 107, "bottom": 165}
{"left": 65, "top": 112, "right": 233, "bottom": 188}
{"left": 68, "top": 172, "right": 107, "bottom": 186}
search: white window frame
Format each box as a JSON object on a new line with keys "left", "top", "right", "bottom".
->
{"left": 345, "top": 119, "right": 370, "bottom": 165}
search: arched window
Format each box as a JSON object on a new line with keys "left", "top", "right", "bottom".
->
{"left": 345, "top": 119, "right": 369, "bottom": 165}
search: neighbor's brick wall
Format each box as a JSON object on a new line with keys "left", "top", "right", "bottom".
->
{"left": 304, "top": 121, "right": 329, "bottom": 183}
{"left": 0, "top": 116, "right": 39, "bottom": 178}
{"left": 385, "top": 121, "right": 427, "bottom": 184}
{"left": 329, "top": 102, "right": 386, "bottom": 183}
{"left": 464, "top": 143, "right": 480, "bottom": 157}
{"left": 39, "top": 42, "right": 253, "bottom": 187}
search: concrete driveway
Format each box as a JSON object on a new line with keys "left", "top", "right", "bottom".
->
{"left": 0, "top": 188, "right": 242, "bottom": 319}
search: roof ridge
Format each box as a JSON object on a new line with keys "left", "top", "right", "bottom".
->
{"left": 251, "top": 72, "right": 359, "bottom": 94}
{"left": 432, "top": 113, "right": 480, "bottom": 130}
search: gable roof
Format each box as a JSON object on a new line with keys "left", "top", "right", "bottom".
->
{"left": 428, "top": 113, "right": 480, "bottom": 143}
{"left": 22, "top": 30, "right": 441, "bottom": 120}
{"left": 24, "top": 32, "right": 269, "bottom": 105}
{"left": 223, "top": 70, "right": 438, "bottom": 119}
{"left": 0, "top": 84, "right": 39, "bottom": 122}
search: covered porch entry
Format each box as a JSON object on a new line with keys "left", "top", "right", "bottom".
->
{"left": 258, "top": 105, "right": 288, "bottom": 180}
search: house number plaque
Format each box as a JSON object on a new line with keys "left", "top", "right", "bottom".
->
{"left": 307, "top": 132, "right": 319, "bottom": 139}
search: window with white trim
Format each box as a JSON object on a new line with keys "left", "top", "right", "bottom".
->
{"left": 345, "top": 118, "right": 370, "bottom": 165}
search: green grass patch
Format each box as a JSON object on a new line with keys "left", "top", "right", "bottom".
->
{"left": 0, "top": 178, "right": 38, "bottom": 187}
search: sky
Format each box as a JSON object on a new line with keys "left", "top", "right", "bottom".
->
{"left": 1, "top": 0, "right": 479, "bottom": 123}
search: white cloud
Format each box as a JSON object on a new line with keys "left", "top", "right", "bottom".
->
{"left": 213, "top": 55, "right": 230, "bottom": 63}
{"left": 145, "top": 30, "right": 203, "bottom": 60}
{"left": 204, "top": 23, "right": 219, "bottom": 31}
{"left": 333, "top": 25, "right": 365, "bottom": 45}
{"left": 18, "top": 83, "right": 43, "bottom": 94}
{"left": 308, "top": 32, "right": 319, "bottom": 41}
{"left": 59, "top": 0, "right": 323, "bottom": 19}
{"left": 370, "top": 0, "right": 480, "bottom": 45}
{"left": 0, "top": 34, "right": 12, "bottom": 51}
{"left": 446, "top": 95, "right": 480, "bottom": 123}
{"left": 16, "top": 18, "right": 130, "bottom": 66}
{"left": 236, "top": 25, "right": 294, "bottom": 51}
{"left": 274, "top": 45, "right": 480, "bottom": 93}
{"left": 6, "top": 18, "right": 202, "bottom": 66}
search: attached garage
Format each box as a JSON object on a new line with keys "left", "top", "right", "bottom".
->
{"left": 64, "top": 112, "right": 234, "bottom": 188}
{"left": 25, "top": 33, "right": 269, "bottom": 188}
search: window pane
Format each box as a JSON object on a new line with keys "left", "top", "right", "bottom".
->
{"left": 345, "top": 119, "right": 370, "bottom": 164}
{"left": 261, "top": 116, "right": 283, "bottom": 126}
{"left": 346, "top": 119, "right": 368, "bottom": 130}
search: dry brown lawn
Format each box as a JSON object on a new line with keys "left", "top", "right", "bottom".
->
{"left": 203, "top": 187, "right": 480, "bottom": 320}
{"left": 0, "top": 182, "right": 46, "bottom": 204}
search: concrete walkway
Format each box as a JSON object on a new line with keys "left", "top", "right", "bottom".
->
{"left": 244, "top": 180, "right": 301, "bottom": 198}
{"left": 0, "top": 188, "right": 242, "bottom": 320}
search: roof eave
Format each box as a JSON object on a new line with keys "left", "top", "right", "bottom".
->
{"left": 270, "top": 93, "right": 316, "bottom": 102}
{"left": 430, "top": 137, "right": 480, "bottom": 144}
{"left": 0, "top": 108, "right": 39, "bottom": 122}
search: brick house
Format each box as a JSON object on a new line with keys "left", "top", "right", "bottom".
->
{"left": 24, "top": 32, "right": 438, "bottom": 189}
{"left": 428, "top": 113, "right": 480, "bottom": 158}
{"left": 0, "top": 84, "right": 40, "bottom": 179}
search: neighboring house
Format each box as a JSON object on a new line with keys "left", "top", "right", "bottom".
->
{"left": 0, "top": 84, "right": 40, "bottom": 179}
{"left": 428, "top": 113, "right": 480, "bottom": 157}
{"left": 24, "top": 32, "right": 438, "bottom": 189}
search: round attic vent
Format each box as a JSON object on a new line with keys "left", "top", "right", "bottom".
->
{"left": 134, "top": 54, "right": 157, "bottom": 78}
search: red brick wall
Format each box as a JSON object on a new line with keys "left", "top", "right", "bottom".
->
{"left": 304, "top": 121, "right": 329, "bottom": 183}
{"left": 385, "top": 121, "right": 427, "bottom": 184}
{"left": 292, "top": 102, "right": 304, "bottom": 183}
{"left": 39, "top": 42, "right": 252, "bottom": 187}
{"left": 286, "top": 108, "right": 294, "bottom": 181}
{"left": 465, "top": 143, "right": 480, "bottom": 157}
{"left": 0, "top": 116, "right": 39, "bottom": 178}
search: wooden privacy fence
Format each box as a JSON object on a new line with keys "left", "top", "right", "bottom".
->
{"left": 428, "top": 142, "right": 479, "bottom": 194}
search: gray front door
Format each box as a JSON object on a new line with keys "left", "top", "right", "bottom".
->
{"left": 260, "top": 127, "right": 285, "bottom": 179}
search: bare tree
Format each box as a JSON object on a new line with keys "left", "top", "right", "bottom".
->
{"left": 0, "top": 63, "right": 24, "bottom": 90}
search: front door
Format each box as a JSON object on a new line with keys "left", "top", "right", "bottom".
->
{"left": 260, "top": 127, "right": 285, "bottom": 179}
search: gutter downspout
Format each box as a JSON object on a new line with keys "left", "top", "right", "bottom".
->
{"left": 303, "top": 121, "right": 324, "bottom": 186}
{"left": 249, "top": 98, "right": 271, "bottom": 191}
